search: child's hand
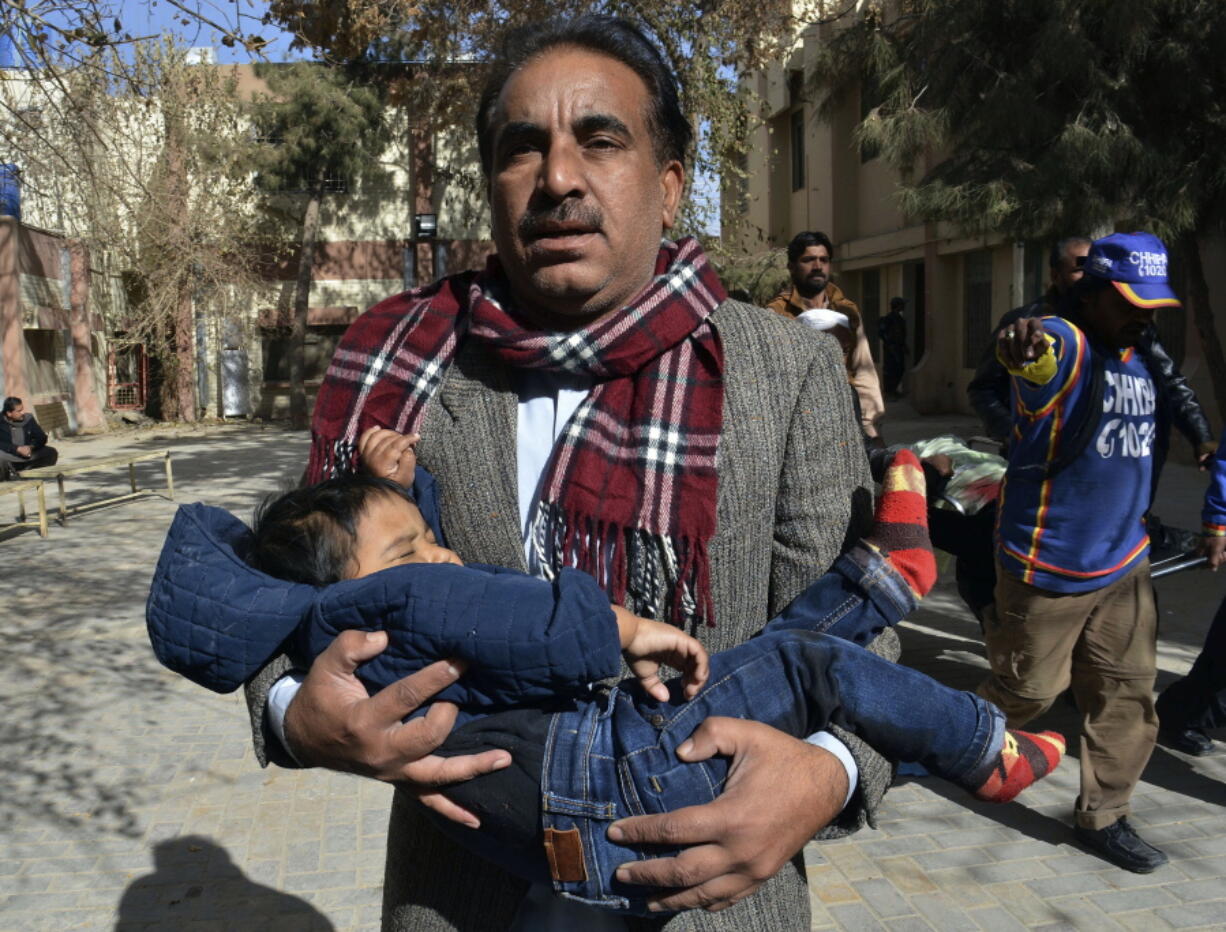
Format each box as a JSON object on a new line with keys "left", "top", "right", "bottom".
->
{"left": 613, "top": 606, "right": 709, "bottom": 702}
{"left": 358, "top": 427, "right": 419, "bottom": 487}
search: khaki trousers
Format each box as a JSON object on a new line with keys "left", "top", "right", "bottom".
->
{"left": 977, "top": 560, "right": 1157, "bottom": 829}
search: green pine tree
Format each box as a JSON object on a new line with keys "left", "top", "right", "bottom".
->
{"left": 250, "top": 63, "right": 388, "bottom": 429}
{"left": 808, "top": 0, "right": 1226, "bottom": 414}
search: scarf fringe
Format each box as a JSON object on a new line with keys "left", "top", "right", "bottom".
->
{"left": 305, "top": 436, "right": 358, "bottom": 485}
{"left": 526, "top": 501, "right": 713, "bottom": 629}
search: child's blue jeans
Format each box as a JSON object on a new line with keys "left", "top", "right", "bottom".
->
{"left": 436, "top": 548, "right": 1004, "bottom": 913}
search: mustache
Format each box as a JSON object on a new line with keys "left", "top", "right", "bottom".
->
{"left": 518, "top": 202, "right": 604, "bottom": 240}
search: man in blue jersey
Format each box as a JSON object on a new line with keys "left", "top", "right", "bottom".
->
{"left": 977, "top": 232, "right": 1179, "bottom": 874}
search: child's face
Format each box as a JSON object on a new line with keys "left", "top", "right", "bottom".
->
{"left": 348, "top": 493, "right": 463, "bottom": 579}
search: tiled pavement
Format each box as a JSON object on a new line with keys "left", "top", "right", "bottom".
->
{"left": 1, "top": 408, "right": 1224, "bottom": 931}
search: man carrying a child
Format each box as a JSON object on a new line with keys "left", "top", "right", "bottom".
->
{"left": 243, "top": 16, "right": 900, "bottom": 931}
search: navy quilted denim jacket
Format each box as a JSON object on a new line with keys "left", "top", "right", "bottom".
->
{"left": 146, "top": 474, "right": 621, "bottom": 710}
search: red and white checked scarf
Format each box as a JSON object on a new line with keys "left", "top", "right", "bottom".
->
{"left": 306, "top": 236, "right": 727, "bottom": 627}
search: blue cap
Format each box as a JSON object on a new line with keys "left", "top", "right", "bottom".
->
{"left": 1082, "top": 232, "right": 1180, "bottom": 308}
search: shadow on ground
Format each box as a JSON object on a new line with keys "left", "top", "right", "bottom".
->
{"left": 0, "top": 425, "right": 309, "bottom": 843}
{"left": 896, "top": 582, "right": 1226, "bottom": 830}
{"left": 115, "top": 836, "right": 334, "bottom": 930}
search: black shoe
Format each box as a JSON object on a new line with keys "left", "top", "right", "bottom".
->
{"left": 1074, "top": 818, "right": 1168, "bottom": 873}
{"left": 1158, "top": 725, "right": 1215, "bottom": 756}
{"left": 0, "top": 462, "right": 17, "bottom": 481}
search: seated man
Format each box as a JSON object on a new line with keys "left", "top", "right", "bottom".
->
{"left": 0, "top": 397, "right": 58, "bottom": 478}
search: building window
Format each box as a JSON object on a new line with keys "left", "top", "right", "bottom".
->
{"left": 790, "top": 109, "right": 805, "bottom": 191}
{"left": 108, "top": 341, "right": 148, "bottom": 409}
{"left": 261, "top": 324, "right": 348, "bottom": 383}
{"left": 255, "top": 166, "right": 348, "bottom": 195}
{"left": 962, "top": 250, "right": 993, "bottom": 368}
{"left": 253, "top": 130, "right": 348, "bottom": 194}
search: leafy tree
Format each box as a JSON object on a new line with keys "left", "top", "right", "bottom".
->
{"left": 704, "top": 241, "right": 788, "bottom": 305}
{"left": 0, "top": 39, "right": 267, "bottom": 420}
{"left": 261, "top": 0, "right": 846, "bottom": 234}
{"left": 0, "top": 0, "right": 269, "bottom": 66}
{"left": 807, "top": 0, "right": 1226, "bottom": 414}
{"left": 248, "top": 62, "right": 387, "bottom": 429}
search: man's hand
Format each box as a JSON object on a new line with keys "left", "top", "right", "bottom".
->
{"left": 997, "top": 317, "right": 1048, "bottom": 369}
{"left": 284, "top": 629, "right": 511, "bottom": 828}
{"left": 15, "top": 444, "right": 31, "bottom": 458}
{"left": 1201, "top": 535, "right": 1226, "bottom": 570}
{"left": 1196, "top": 442, "right": 1216, "bottom": 471}
{"left": 614, "top": 606, "right": 709, "bottom": 701}
{"left": 608, "top": 717, "right": 848, "bottom": 913}
{"left": 357, "top": 427, "right": 419, "bottom": 487}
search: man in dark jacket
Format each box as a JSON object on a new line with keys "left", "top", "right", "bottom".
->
{"left": 967, "top": 237, "right": 1214, "bottom": 465}
{"left": 878, "top": 296, "right": 908, "bottom": 397}
{"left": 0, "top": 397, "right": 57, "bottom": 478}
{"left": 949, "top": 238, "right": 1214, "bottom": 621}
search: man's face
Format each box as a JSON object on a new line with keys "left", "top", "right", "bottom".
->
{"left": 5, "top": 402, "right": 22, "bottom": 422}
{"left": 1080, "top": 286, "right": 1155, "bottom": 349}
{"left": 789, "top": 245, "right": 831, "bottom": 297}
{"left": 1051, "top": 241, "right": 1091, "bottom": 294}
{"left": 486, "top": 47, "right": 685, "bottom": 329}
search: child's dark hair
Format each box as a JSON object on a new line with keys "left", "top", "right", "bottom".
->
{"left": 248, "top": 475, "right": 414, "bottom": 586}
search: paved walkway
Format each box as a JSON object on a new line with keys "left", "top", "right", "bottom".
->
{"left": 1, "top": 407, "right": 1223, "bottom": 931}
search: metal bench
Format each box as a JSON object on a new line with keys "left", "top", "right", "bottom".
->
{"left": 1, "top": 478, "right": 49, "bottom": 538}
{"left": 21, "top": 449, "right": 174, "bottom": 525}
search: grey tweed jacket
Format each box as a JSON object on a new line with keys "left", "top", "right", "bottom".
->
{"left": 245, "top": 299, "right": 898, "bottom": 931}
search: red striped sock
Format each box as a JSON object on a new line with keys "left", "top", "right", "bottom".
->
{"left": 972, "top": 730, "right": 1066, "bottom": 803}
{"left": 865, "top": 449, "right": 936, "bottom": 598}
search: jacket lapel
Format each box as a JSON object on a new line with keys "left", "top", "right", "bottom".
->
{"left": 419, "top": 338, "right": 528, "bottom": 572}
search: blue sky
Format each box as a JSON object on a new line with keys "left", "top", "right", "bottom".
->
{"left": 116, "top": 0, "right": 307, "bottom": 63}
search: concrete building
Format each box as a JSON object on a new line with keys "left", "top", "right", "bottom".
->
{"left": 728, "top": 12, "right": 1225, "bottom": 441}
{"left": 0, "top": 59, "right": 491, "bottom": 424}
{"left": 0, "top": 217, "right": 109, "bottom": 430}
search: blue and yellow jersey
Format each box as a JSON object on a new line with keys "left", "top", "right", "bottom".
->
{"left": 1203, "top": 434, "right": 1226, "bottom": 537}
{"left": 997, "top": 317, "right": 1154, "bottom": 593}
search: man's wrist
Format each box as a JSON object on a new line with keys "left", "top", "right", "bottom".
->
{"left": 267, "top": 671, "right": 306, "bottom": 765}
{"left": 805, "top": 731, "right": 858, "bottom": 810}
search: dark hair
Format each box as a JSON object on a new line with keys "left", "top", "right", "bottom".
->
{"left": 476, "top": 16, "right": 692, "bottom": 176}
{"left": 247, "top": 475, "right": 415, "bottom": 586}
{"left": 786, "top": 231, "right": 835, "bottom": 264}
{"left": 1049, "top": 236, "right": 1092, "bottom": 269}
{"left": 889, "top": 296, "right": 905, "bottom": 311}
{"left": 2, "top": 396, "right": 21, "bottom": 414}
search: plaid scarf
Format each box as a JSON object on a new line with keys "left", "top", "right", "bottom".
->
{"left": 306, "top": 236, "right": 727, "bottom": 627}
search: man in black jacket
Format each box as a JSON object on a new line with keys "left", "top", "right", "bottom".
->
{"left": 0, "top": 397, "right": 58, "bottom": 478}
{"left": 947, "top": 238, "right": 1214, "bottom": 622}
{"left": 967, "top": 237, "right": 1214, "bottom": 465}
